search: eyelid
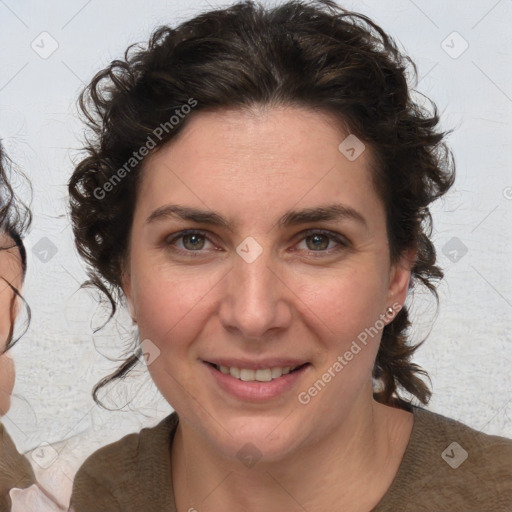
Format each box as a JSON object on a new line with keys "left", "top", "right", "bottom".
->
{"left": 295, "top": 228, "right": 349, "bottom": 244}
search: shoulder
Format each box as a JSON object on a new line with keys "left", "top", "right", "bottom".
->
{"left": 0, "top": 421, "right": 36, "bottom": 486}
{"left": 413, "top": 406, "right": 512, "bottom": 470}
{"left": 0, "top": 422, "right": 37, "bottom": 510}
{"left": 70, "top": 413, "right": 178, "bottom": 511}
{"left": 381, "top": 406, "right": 512, "bottom": 512}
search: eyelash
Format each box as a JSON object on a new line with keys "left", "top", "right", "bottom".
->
{"left": 164, "top": 229, "right": 349, "bottom": 258}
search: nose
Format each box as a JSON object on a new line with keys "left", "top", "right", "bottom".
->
{"left": 218, "top": 247, "right": 293, "bottom": 341}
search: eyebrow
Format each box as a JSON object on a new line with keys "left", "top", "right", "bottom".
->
{"left": 146, "top": 203, "right": 367, "bottom": 231}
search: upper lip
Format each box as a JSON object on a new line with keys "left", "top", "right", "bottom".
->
{"left": 204, "top": 358, "right": 309, "bottom": 370}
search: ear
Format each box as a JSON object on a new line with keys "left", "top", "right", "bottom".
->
{"left": 386, "top": 246, "right": 417, "bottom": 308}
{"left": 121, "top": 265, "right": 137, "bottom": 324}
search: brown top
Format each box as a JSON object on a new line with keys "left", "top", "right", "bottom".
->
{"left": 70, "top": 406, "right": 512, "bottom": 511}
{"left": 0, "top": 422, "right": 36, "bottom": 512}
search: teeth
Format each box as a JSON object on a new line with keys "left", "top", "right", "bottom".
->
{"left": 271, "top": 367, "right": 282, "bottom": 378}
{"left": 255, "top": 369, "right": 272, "bottom": 382}
{"left": 215, "top": 364, "right": 302, "bottom": 381}
{"left": 240, "top": 369, "right": 256, "bottom": 381}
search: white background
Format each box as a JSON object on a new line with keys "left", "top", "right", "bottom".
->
{"left": 0, "top": 0, "right": 511, "bottom": 477}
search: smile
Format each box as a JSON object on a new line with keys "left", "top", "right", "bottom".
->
{"left": 213, "top": 364, "right": 304, "bottom": 382}
{"left": 204, "top": 360, "right": 310, "bottom": 401}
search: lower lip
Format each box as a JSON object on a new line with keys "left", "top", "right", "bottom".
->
{"left": 204, "top": 362, "right": 310, "bottom": 402}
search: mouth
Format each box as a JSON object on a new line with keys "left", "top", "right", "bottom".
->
{"left": 206, "top": 362, "right": 310, "bottom": 382}
{"left": 202, "top": 358, "right": 311, "bottom": 401}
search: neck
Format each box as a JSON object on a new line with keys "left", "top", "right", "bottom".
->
{"left": 171, "top": 397, "right": 413, "bottom": 512}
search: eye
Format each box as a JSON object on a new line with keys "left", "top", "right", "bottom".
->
{"left": 295, "top": 230, "right": 348, "bottom": 254}
{"left": 165, "top": 230, "right": 216, "bottom": 255}
{"left": 163, "top": 228, "right": 349, "bottom": 258}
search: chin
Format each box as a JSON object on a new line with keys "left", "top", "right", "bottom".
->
{"left": 199, "top": 412, "right": 309, "bottom": 465}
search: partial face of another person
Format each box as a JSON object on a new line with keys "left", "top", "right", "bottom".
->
{"left": 123, "top": 106, "right": 413, "bottom": 461}
{"left": 0, "top": 231, "right": 23, "bottom": 415}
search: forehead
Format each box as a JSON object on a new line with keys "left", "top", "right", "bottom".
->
{"left": 136, "top": 106, "right": 382, "bottom": 226}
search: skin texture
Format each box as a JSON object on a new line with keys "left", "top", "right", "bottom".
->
{"left": 123, "top": 106, "right": 416, "bottom": 511}
{"left": 0, "top": 231, "right": 22, "bottom": 416}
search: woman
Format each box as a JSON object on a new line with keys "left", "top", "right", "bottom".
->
{"left": 68, "top": 1, "right": 512, "bottom": 510}
{"left": 0, "top": 144, "right": 66, "bottom": 511}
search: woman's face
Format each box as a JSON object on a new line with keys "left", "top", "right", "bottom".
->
{"left": 123, "top": 106, "right": 413, "bottom": 461}
{"left": 0, "top": 231, "right": 22, "bottom": 415}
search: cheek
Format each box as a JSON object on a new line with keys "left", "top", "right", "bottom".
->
{"left": 0, "top": 353, "right": 15, "bottom": 415}
{"left": 131, "top": 253, "right": 389, "bottom": 352}
{"left": 131, "top": 265, "right": 227, "bottom": 411}
{"left": 0, "top": 288, "right": 12, "bottom": 343}
{"left": 293, "top": 263, "right": 389, "bottom": 340}
{"left": 0, "top": 285, "right": 16, "bottom": 415}
{"left": 291, "top": 270, "right": 389, "bottom": 417}
{"left": 131, "top": 264, "right": 224, "bottom": 352}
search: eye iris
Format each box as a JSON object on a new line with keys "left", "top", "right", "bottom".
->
{"left": 307, "top": 234, "right": 329, "bottom": 251}
{"left": 183, "top": 234, "right": 205, "bottom": 250}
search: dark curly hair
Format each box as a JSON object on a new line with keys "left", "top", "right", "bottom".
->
{"left": 68, "top": 0, "right": 455, "bottom": 407}
{"left": 0, "top": 141, "right": 31, "bottom": 353}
